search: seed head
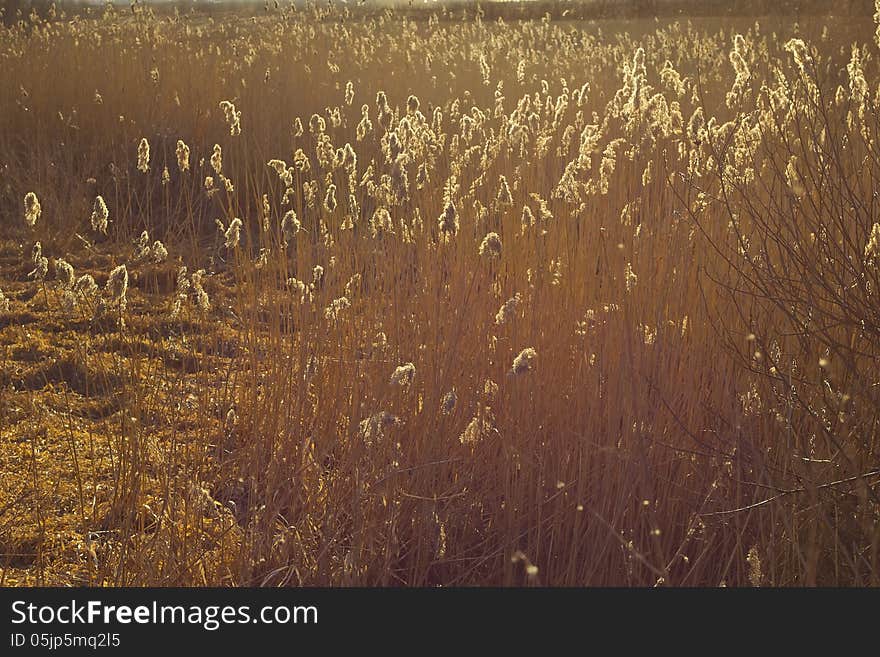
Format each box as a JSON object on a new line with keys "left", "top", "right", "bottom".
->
{"left": 624, "top": 262, "right": 638, "bottom": 292}
{"left": 359, "top": 410, "right": 400, "bottom": 447}
{"left": 390, "top": 362, "right": 416, "bottom": 387}
{"left": 309, "top": 113, "right": 326, "bottom": 135}
{"left": 73, "top": 274, "right": 98, "bottom": 297}
{"left": 324, "top": 296, "right": 351, "bottom": 322}
{"left": 224, "top": 218, "right": 242, "bottom": 248}
{"left": 54, "top": 258, "right": 75, "bottom": 289}
{"left": 293, "top": 149, "right": 310, "bottom": 173}
{"left": 497, "top": 175, "right": 513, "bottom": 206}
{"left": 784, "top": 38, "right": 810, "bottom": 74}
{"left": 151, "top": 241, "right": 168, "bottom": 264}
{"left": 357, "top": 104, "right": 373, "bottom": 141}
{"left": 29, "top": 257, "right": 48, "bottom": 282}
{"left": 521, "top": 205, "right": 535, "bottom": 231}
{"left": 312, "top": 265, "right": 325, "bottom": 289}
{"left": 687, "top": 107, "right": 705, "bottom": 145}
{"left": 342, "top": 143, "right": 357, "bottom": 172}
{"left": 324, "top": 184, "right": 338, "bottom": 213}
{"left": 24, "top": 192, "right": 41, "bottom": 227}
{"left": 106, "top": 264, "right": 128, "bottom": 309}
{"left": 28, "top": 242, "right": 48, "bottom": 282}
{"left": 865, "top": 223, "right": 880, "bottom": 264}
{"left": 437, "top": 200, "right": 458, "bottom": 236}
{"left": 281, "top": 210, "right": 301, "bottom": 247}
{"left": 267, "top": 159, "right": 287, "bottom": 177}
{"left": 416, "top": 163, "right": 429, "bottom": 190}
{"left": 191, "top": 269, "right": 210, "bottom": 313}
{"left": 137, "top": 138, "right": 150, "bottom": 173}
{"left": 479, "top": 232, "right": 503, "bottom": 258}
{"left": 91, "top": 196, "right": 109, "bottom": 234}
{"left": 370, "top": 207, "right": 394, "bottom": 239}
{"left": 460, "top": 405, "right": 494, "bottom": 445}
{"left": 746, "top": 545, "right": 762, "bottom": 587}
{"left": 440, "top": 389, "right": 457, "bottom": 415}
{"left": 219, "top": 100, "right": 242, "bottom": 136}
{"left": 495, "top": 294, "right": 521, "bottom": 325}
{"left": 210, "top": 144, "right": 223, "bottom": 175}
{"left": 510, "top": 347, "right": 537, "bottom": 375}
{"left": 176, "top": 139, "right": 190, "bottom": 172}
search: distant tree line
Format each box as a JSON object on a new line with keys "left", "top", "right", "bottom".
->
{"left": 2, "top": 0, "right": 46, "bottom": 24}
{"left": 466, "top": 0, "right": 875, "bottom": 21}
{"left": 1, "top": 0, "right": 107, "bottom": 25}
{"left": 2, "top": 0, "right": 876, "bottom": 26}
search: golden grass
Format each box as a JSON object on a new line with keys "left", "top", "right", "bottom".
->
{"left": 0, "top": 3, "right": 878, "bottom": 586}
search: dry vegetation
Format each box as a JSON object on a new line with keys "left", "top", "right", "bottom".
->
{"left": 0, "top": 2, "right": 879, "bottom": 586}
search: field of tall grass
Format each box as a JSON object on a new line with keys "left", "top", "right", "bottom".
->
{"left": 0, "top": 2, "right": 878, "bottom": 586}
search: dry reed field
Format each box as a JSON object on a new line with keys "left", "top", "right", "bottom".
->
{"left": 0, "top": 1, "right": 879, "bottom": 587}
